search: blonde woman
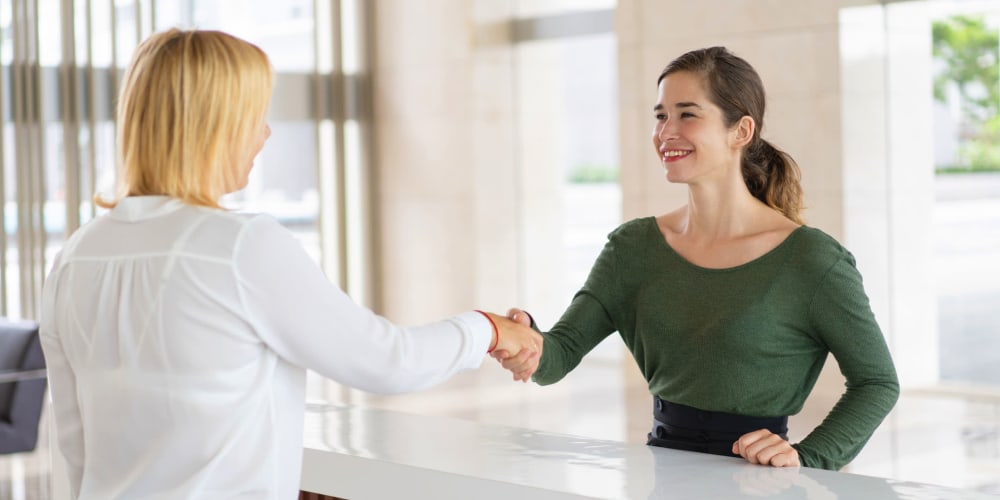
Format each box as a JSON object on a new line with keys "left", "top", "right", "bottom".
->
{"left": 40, "top": 29, "right": 541, "bottom": 499}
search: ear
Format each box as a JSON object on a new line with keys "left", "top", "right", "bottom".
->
{"left": 729, "top": 115, "right": 755, "bottom": 149}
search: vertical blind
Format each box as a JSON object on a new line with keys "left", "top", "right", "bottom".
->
{"left": 0, "top": 0, "right": 376, "bottom": 321}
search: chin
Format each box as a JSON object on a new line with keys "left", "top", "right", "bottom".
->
{"left": 663, "top": 169, "right": 689, "bottom": 185}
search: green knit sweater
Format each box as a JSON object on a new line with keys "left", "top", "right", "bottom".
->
{"left": 532, "top": 217, "right": 900, "bottom": 470}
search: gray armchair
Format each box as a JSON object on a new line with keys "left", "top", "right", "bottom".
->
{"left": 0, "top": 319, "right": 46, "bottom": 454}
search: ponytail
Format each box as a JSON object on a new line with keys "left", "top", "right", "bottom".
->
{"left": 660, "top": 47, "right": 805, "bottom": 224}
{"left": 743, "top": 139, "right": 803, "bottom": 224}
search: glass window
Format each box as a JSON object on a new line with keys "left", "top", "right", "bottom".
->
{"left": 929, "top": 5, "right": 1000, "bottom": 387}
{"left": 514, "top": 33, "right": 622, "bottom": 360}
{"left": 0, "top": 0, "right": 376, "bottom": 312}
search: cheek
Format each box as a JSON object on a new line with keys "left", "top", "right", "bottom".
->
{"left": 260, "top": 127, "right": 271, "bottom": 148}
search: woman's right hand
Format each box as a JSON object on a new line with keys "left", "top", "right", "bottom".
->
{"left": 482, "top": 311, "right": 542, "bottom": 382}
{"left": 485, "top": 308, "right": 541, "bottom": 382}
{"left": 506, "top": 307, "right": 532, "bottom": 328}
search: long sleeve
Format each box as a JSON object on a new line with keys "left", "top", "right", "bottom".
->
{"left": 794, "top": 255, "right": 900, "bottom": 470}
{"left": 233, "top": 215, "right": 493, "bottom": 394}
{"left": 39, "top": 260, "right": 85, "bottom": 498}
{"left": 532, "top": 229, "right": 622, "bottom": 385}
{"left": 527, "top": 219, "right": 898, "bottom": 470}
{"left": 36, "top": 197, "right": 500, "bottom": 499}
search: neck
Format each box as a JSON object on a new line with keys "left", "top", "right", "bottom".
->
{"left": 682, "top": 174, "right": 764, "bottom": 240}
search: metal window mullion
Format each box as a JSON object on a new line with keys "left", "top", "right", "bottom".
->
{"left": 134, "top": 0, "right": 142, "bottom": 45}
{"left": 12, "top": 0, "right": 42, "bottom": 320}
{"left": 62, "top": 0, "right": 82, "bottom": 237}
{"left": 311, "top": 0, "right": 329, "bottom": 281}
{"left": 85, "top": 0, "right": 98, "bottom": 218}
{"left": 135, "top": 0, "right": 154, "bottom": 42}
{"left": 0, "top": 3, "right": 8, "bottom": 316}
{"left": 313, "top": 0, "right": 347, "bottom": 290}
{"left": 108, "top": 0, "right": 119, "bottom": 164}
{"left": 29, "top": 0, "right": 47, "bottom": 320}
{"left": 330, "top": 0, "right": 348, "bottom": 294}
{"left": 12, "top": 0, "right": 30, "bottom": 320}
{"left": 356, "top": 0, "right": 380, "bottom": 312}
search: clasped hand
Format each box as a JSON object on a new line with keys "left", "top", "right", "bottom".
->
{"left": 481, "top": 309, "right": 543, "bottom": 382}
{"left": 486, "top": 308, "right": 542, "bottom": 382}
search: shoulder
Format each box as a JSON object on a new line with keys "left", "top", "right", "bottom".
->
{"left": 50, "top": 212, "right": 114, "bottom": 266}
{"left": 786, "top": 226, "right": 859, "bottom": 276}
{"left": 59, "top": 214, "right": 105, "bottom": 252}
{"left": 608, "top": 216, "right": 657, "bottom": 241}
{"left": 190, "top": 208, "right": 286, "bottom": 240}
{"left": 159, "top": 207, "right": 296, "bottom": 262}
{"left": 214, "top": 211, "right": 295, "bottom": 250}
{"left": 793, "top": 227, "right": 852, "bottom": 257}
{"left": 226, "top": 212, "right": 309, "bottom": 264}
{"left": 597, "top": 217, "right": 660, "bottom": 259}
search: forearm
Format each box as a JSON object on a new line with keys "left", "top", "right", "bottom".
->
{"left": 801, "top": 255, "right": 901, "bottom": 469}
{"left": 531, "top": 292, "right": 616, "bottom": 385}
{"left": 793, "top": 378, "right": 900, "bottom": 470}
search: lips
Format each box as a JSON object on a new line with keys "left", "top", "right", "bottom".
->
{"left": 661, "top": 149, "right": 692, "bottom": 162}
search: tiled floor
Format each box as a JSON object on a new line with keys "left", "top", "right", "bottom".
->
{"left": 4, "top": 360, "right": 999, "bottom": 499}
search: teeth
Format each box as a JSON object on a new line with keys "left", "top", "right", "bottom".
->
{"left": 662, "top": 150, "right": 689, "bottom": 157}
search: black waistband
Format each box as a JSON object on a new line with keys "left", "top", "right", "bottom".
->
{"left": 651, "top": 396, "right": 788, "bottom": 443}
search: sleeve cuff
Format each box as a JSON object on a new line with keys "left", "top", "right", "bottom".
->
{"left": 453, "top": 311, "right": 494, "bottom": 358}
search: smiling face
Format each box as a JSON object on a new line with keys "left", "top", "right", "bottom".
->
{"left": 651, "top": 71, "right": 747, "bottom": 186}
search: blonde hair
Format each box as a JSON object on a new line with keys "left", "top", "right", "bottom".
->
{"left": 98, "top": 29, "right": 273, "bottom": 209}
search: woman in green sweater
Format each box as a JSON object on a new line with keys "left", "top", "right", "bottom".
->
{"left": 495, "top": 46, "right": 899, "bottom": 470}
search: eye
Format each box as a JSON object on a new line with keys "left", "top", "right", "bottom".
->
{"left": 654, "top": 113, "right": 667, "bottom": 121}
{"left": 680, "top": 112, "right": 696, "bottom": 118}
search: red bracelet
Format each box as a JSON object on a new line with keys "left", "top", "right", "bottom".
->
{"left": 475, "top": 310, "right": 499, "bottom": 353}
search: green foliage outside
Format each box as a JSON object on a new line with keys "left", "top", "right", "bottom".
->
{"left": 933, "top": 15, "right": 1000, "bottom": 173}
{"left": 951, "top": 115, "right": 1000, "bottom": 173}
{"left": 567, "top": 163, "right": 618, "bottom": 183}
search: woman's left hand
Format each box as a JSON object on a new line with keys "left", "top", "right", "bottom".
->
{"left": 732, "top": 429, "right": 800, "bottom": 467}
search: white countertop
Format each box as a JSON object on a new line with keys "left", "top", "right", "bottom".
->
{"left": 301, "top": 403, "right": 997, "bottom": 499}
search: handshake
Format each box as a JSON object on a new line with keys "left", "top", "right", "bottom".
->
{"left": 480, "top": 308, "right": 542, "bottom": 383}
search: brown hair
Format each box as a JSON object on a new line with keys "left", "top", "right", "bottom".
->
{"left": 98, "top": 29, "right": 273, "bottom": 209}
{"left": 658, "top": 47, "right": 803, "bottom": 224}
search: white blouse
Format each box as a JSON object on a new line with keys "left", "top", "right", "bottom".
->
{"left": 39, "top": 196, "right": 493, "bottom": 499}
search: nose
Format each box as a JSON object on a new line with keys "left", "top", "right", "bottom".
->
{"left": 265, "top": 124, "right": 272, "bottom": 139}
{"left": 657, "top": 118, "right": 678, "bottom": 143}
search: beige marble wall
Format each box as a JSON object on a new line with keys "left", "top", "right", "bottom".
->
{"left": 371, "top": 1, "right": 587, "bottom": 323}
{"left": 371, "top": 0, "right": 525, "bottom": 322}
{"left": 371, "top": 0, "right": 935, "bottom": 384}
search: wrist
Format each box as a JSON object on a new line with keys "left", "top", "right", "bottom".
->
{"left": 475, "top": 310, "right": 499, "bottom": 353}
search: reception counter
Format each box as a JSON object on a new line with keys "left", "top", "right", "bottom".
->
{"left": 300, "top": 403, "right": 995, "bottom": 499}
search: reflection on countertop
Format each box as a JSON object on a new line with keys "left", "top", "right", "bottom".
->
{"left": 301, "top": 403, "right": 998, "bottom": 500}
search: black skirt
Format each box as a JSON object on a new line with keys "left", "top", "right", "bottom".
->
{"left": 646, "top": 396, "right": 789, "bottom": 458}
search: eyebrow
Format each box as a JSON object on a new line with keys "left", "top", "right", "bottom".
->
{"left": 652, "top": 101, "right": 703, "bottom": 111}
